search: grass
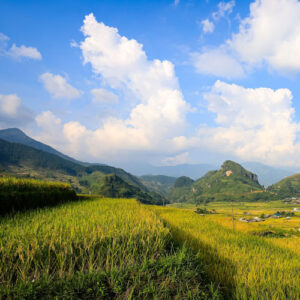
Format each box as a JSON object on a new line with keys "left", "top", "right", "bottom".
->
{"left": 0, "top": 197, "right": 219, "bottom": 299}
{"left": 153, "top": 205, "right": 300, "bottom": 299}
{"left": 0, "top": 177, "right": 76, "bottom": 214}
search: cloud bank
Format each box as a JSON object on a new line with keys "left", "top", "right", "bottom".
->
{"left": 194, "top": 0, "right": 300, "bottom": 78}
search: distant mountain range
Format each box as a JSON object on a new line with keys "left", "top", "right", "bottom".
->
{"left": 0, "top": 128, "right": 299, "bottom": 204}
{"left": 120, "top": 160, "right": 295, "bottom": 187}
{"left": 0, "top": 129, "right": 163, "bottom": 205}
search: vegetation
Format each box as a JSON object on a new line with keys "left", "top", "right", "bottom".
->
{"left": 139, "top": 175, "right": 177, "bottom": 196}
{"left": 166, "top": 161, "right": 275, "bottom": 203}
{"left": 88, "top": 174, "right": 165, "bottom": 205}
{"left": 153, "top": 205, "right": 300, "bottom": 299}
{"left": 268, "top": 174, "right": 300, "bottom": 198}
{"left": 167, "top": 176, "right": 194, "bottom": 203}
{"left": 0, "top": 198, "right": 219, "bottom": 299}
{"left": 0, "top": 139, "right": 162, "bottom": 204}
{"left": 0, "top": 177, "right": 76, "bottom": 214}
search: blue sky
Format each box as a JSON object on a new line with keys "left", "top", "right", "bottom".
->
{"left": 1, "top": 0, "right": 300, "bottom": 168}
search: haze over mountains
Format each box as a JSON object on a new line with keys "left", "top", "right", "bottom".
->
{"left": 0, "top": 128, "right": 299, "bottom": 203}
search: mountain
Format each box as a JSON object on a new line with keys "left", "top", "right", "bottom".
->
{"left": 268, "top": 174, "right": 300, "bottom": 198}
{"left": 166, "top": 160, "right": 275, "bottom": 203}
{"left": 0, "top": 128, "right": 90, "bottom": 166}
{"left": 120, "top": 162, "right": 217, "bottom": 180}
{"left": 139, "top": 175, "right": 177, "bottom": 196}
{"left": 90, "top": 174, "right": 164, "bottom": 205}
{"left": 167, "top": 176, "right": 194, "bottom": 203}
{"left": 241, "top": 162, "right": 294, "bottom": 187}
{"left": 0, "top": 138, "right": 163, "bottom": 204}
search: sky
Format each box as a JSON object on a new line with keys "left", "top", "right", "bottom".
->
{"left": 1, "top": 0, "right": 300, "bottom": 168}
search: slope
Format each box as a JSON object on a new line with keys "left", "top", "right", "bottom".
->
{"left": 139, "top": 175, "right": 177, "bottom": 196}
{"left": 167, "top": 176, "right": 194, "bottom": 203}
{"left": 0, "top": 139, "right": 162, "bottom": 204}
{"left": 268, "top": 174, "right": 300, "bottom": 198}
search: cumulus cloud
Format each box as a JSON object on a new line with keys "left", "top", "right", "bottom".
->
{"left": 229, "top": 0, "right": 300, "bottom": 73}
{"left": 196, "top": 81, "right": 300, "bottom": 166}
{"left": 194, "top": 0, "right": 300, "bottom": 77}
{"left": 40, "top": 73, "right": 82, "bottom": 99}
{"left": 0, "top": 32, "right": 42, "bottom": 60}
{"left": 8, "top": 44, "right": 42, "bottom": 60}
{"left": 35, "top": 14, "right": 190, "bottom": 162}
{"left": 0, "top": 94, "right": 34, "bottom": 128}
{"left": 191, "top": 48, "right": 244, "bottom": 79}
{"left": 201, "top": 19, "right": 215, "bottom": 34}
{"left": 91, "top": 88, "right": 118, "bottom": 104}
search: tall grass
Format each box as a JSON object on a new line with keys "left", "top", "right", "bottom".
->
{"left": 0, "top": 177, "right": 76, "bottom": 214}
{"left": 0, "top": 198, "right": 218, "bottom": 299}
{"left": 153, "top": 206, "right": 300, "bottom": 300}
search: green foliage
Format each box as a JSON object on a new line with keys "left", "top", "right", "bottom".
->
{"left": 0, "top": 177, "right": 76, "bottom": 214}
{"left": 195, "top": 207, "right": 215, "bottom": 214}
{"left": 176, "top": 160, "right": 273, "bottom": 203}
{"left": 139, "top": 175, "right": 177, "bottom": 196}
{"left": 268, "top": 174, "right": 300, "bottom": 198}
{"left": 0, "top": 138, "right": 162, "bottom": 205}
{"left": 88, "top": 174, "right": 165, "bottom": 205}
{"left": 167, "top": 176, "right": 194, "bottom": 203}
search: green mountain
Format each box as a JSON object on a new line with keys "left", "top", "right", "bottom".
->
{"left": 90, "top": 174, "right": 163, "bottom": 205}
{"left": 167, "top": 176, "right": 194, "bottom": 203}
{"left": 0, "top": 128, "right": 84, "bottom": 165}
{"left": 0, "top": 138, "right": 163, "bottom": 204}
{"left": 268, "top": 174, "right": 300, "bottom": 198}
{"left": 192, "top": 160, "right": 266, "bottom": 202}
{"left": 139, "top": 175, "right": 177, "bottom": 196}
{"left": 166, "top": 161, "right": 275, "bottom": 203}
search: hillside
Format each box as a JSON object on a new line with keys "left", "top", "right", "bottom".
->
{"left": 0, "top": 138, "right": 162, "bottom": 204}
{"left": 192, "top": 160, "right": 266, "bottom": 202}
{"left": 0, "top": 128, "right": 83, "bottom": 165}
{"left": 167, "top": 160, "right": 277, "bottom": 203}
{"left": 268, "top": 174, "right": 300, "bottom": 198}
{"left": 139, "top": 175, "right": 177, "bottom": 195}
{"left": 167, "top": 176, "right": 194, "bottom": 203}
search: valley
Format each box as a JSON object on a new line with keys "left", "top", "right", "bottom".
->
{"left": 0, "top": 128, "right": 299, "bottom": 299}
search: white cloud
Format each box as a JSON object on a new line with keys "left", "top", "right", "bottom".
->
{"left": 8, "top": 44, "right": 42, "bottom": 60}
{"left": 201, "top": 19, "right": 215, "bottom": 34}
{"left": 191, "top": 48, "right": 244, "bottom": 79}
{"left": 161, "top": 152, "right": 190, "bottom": 166}
{"left": 212, "top": 0, "right": 235, "bottom": 21}
{"left": 40, "top": 73, "right": 82, "bottom": 99}
{"left": 197, "top": 81, "right": 300, "bottom": 166}
{"left": 229, "top": 0, "right": 300, "bottom": 73}
{"left": 0, "top": 32, "right": 42, "bottom": 60}
{"left": 194, "top": 0, "right": 300, "bottom": 77}
{"left": 0, "top": 33, "right": 9, "bottom": 42}
{"left": 0, "top": 94, "right": 34, "bottom": 127}
{"left": 35, "top": 14, "right": 190, "bottom": 162}
{"left": 91, "top": 88, "right": 118, "bottom": 104}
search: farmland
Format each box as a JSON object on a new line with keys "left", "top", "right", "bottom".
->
{"left": 0, "top": 197, "right": 218, "bottom": 299}
{"left": 156, "top": 201, "right": 300, "bottom": 299}
{"left": 0, "top": 177, "right": 299, "bottom": 299}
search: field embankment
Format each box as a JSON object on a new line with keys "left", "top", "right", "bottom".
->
{"left": 153, "top": 206, "right": 300, "bottom": 299}
{"left": 0, "top": 198, "right": 219, "bottom": 299}
{"left": 0, "top": 177, "right": 76, "bottom": 215}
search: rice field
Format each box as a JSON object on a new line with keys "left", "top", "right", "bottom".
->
{"left": 0, "top": 177, "right": 76, "bottom": 214}
{"left": 0, "top": 197, "right": 218, "bottom": 299}
{"left": 153, "top": 204, "right": 300, "bottom": 299}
